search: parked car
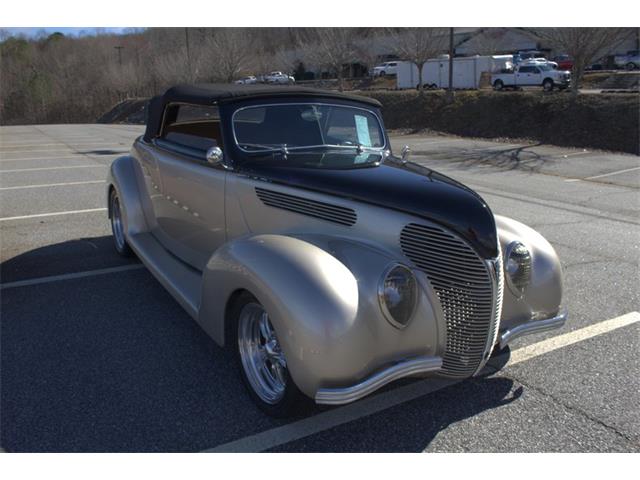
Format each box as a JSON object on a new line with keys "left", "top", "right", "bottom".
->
{"left": 234, "top": 75, "right": 258, "bottom": 85}
{"left": 519, "top": 58, "right": 559, "bottom": 69}
{"left": 107, "top": 84, "right": 567, "bottom": 416}
{"left": 552, "top": 55, "right": 574, "bottom": 71}
{"left": 614, "top": 50, "right": 640, "bottom": 70}
{"left": 513, "top": 50, "right": 546, "bottom": 63}
{"left": 371, "top": 61, "right": 399, "bottom": 77}
{"left": 264, "top": 71, "right": 295, "bottom": 84}
{"left": 492, "top": 64, "right": 570, "bottom": 91}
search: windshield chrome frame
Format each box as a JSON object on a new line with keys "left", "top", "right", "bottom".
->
{"left": 231, "top": 102, "right": 388, "bottom": 154}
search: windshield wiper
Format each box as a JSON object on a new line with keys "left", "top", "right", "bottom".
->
{"left": 238, "top": 142, "right": 286, "bottom": 152}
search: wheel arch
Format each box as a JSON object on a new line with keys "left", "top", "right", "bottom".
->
{"left": 198, "top": 233, "right": 444, "bottom": 398}
{"left": 106, "top": 155, "right": 150, "bottom": 237}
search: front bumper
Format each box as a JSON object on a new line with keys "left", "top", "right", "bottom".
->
{"left": 315, "top": 355, "right": 442, "bottom": 405}
{"left": 313, "top": 309, "right": 567, "bottom": 405}
{"left": 498, "top": 308, "right": 568, "bottom": 350}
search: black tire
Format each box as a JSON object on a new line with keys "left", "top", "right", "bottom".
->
{"left": 626, "top": 62, "right": 637, "bottom": 71}
{"left": 229, "top": 291, "right": 305, "bottom": 417}
{"left": 379, "top": 71, "right": 386, "bottom": 77}
{"left": 493, "top": 79, "right": 504, "bottom": 91}
{"left": 109, "top": 188, "right": 133, "bottom": 257}
{"left": 543, "top": 79, "right": 554, "bottom": 92}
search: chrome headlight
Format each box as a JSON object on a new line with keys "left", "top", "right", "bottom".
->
{"left": 378, "top": 264, "right": 417, "bottom": 329}
{"left": 505, "top": 241, "right": 532, "bottom": 297}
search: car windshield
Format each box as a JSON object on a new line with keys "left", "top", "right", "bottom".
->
{"left": 232, "top": 103, "right": 385, "bottom": 154}
{"left": 538, "top": 65, "right": 553, "bottom": 71}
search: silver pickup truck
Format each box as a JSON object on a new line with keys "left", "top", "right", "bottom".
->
{"left": 492, "top": 64, "right": 571, "bottom": 91}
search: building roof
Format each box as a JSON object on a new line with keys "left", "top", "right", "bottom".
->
{"left": 144, "top": 83, "right": 381, "bottom": 141}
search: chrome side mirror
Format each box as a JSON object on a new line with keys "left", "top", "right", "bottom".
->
{"left": 206, "top": 146, "right": 224, "bottom": 165}
{"left": 401, "top": 145, "right": 411, "bottom": 164}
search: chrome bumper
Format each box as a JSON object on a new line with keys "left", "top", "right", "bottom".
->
{"left": 315, "top": 356, "right": 442, "bottom": 405}
{"left": 499, "top": 308, "right": 568, "bottom": 350}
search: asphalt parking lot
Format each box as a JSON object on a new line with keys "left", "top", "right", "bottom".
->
{"left": 1, "top": 124, "right": 638, "bottom": 452}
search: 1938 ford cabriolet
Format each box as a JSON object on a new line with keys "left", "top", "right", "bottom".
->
{"left": 107, "top": 84, "right": 567, "bottom": 416}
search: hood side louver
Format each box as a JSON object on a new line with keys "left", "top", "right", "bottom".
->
{"left": 255, "top": 187, "right": 356, "bottom": 226}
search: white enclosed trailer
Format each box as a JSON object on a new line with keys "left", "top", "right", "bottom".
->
{"left": 396, "top": 55, "right": 513, "bottom": 90}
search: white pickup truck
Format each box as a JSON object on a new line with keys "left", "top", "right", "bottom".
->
{"left": 492, "top": 64, "right": 570, "bottom": 91}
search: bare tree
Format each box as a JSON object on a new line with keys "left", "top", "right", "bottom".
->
{"left": 387, "top": 27, "right": 449, "bottom": 93}
{"left": 535, "top": 27, "right": 634, "bottom": 96}
{"left": 206, "top": 28, "right": 254, "bottom": 83}
{"left": 297, "top": 28, "right": 360, "bottom": 91}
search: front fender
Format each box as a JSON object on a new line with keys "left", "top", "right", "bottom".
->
{"left": 199, "top": 234, "right": 444, "bottom": 398}
{"left": 496, "top": 215, "right": 564, "bottom": 332}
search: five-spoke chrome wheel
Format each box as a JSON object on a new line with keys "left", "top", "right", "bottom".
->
{"left": 238, "top": 302, "right": 288, "bottom": 405}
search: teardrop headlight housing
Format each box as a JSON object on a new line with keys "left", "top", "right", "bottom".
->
{"left": 378, "top": 264, "right": 418, "bottom": 329}
{"left": 505, "top": 241, "right": 532, "bottom": 297}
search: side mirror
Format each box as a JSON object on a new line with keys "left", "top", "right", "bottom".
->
{"left": 401, "top": 145, "right": 411, "bottom": 164}
{"left": 206, "top": 146, "right": 224, "bottom": 165}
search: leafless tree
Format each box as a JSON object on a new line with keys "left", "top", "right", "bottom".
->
{"left": 387, "top": 27, "right": 449, "bottom": 92}
{"left": 206, "top": 28, "right": 254, "bottom": 83}
{"left": 297, "top": 28, "right": 360, "bottom": 91}
{"left": 535, "top": 27, "right": 634, "bottom": 95}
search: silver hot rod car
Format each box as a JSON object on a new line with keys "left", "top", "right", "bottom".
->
{"left": 107, "top": 84, "right": 567, "bottom": 416}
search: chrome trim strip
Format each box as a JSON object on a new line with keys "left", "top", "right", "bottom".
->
{"left": 499, "top": 308, "right": 568, "bottom": 350}
{"left": 314, "top": 356, "right": 442, "bottom": 405}
{"left": 473, "top": 251, "right": 504, "bottom": 376}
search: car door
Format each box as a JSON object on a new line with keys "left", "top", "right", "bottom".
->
{"left": 530, "top": 66, "right": 543, "bottom": 85}
{"left": 152, "top": 103, "right": 227, "bottom": 271}
{"left": 516, "top": 66, "right": 534, "bottom": 85}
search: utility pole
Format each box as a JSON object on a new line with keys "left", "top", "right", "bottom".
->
{"left": 114, "top": 45, "right": 124, "bottom": 67}
{"left": 447, "top": 27, "right": 454, "bottom": 101}
{"left": 184, "top": 27, "right": 192, "bottom": 81}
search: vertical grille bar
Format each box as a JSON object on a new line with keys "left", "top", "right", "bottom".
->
{"left": 400, "top": 223, "right": 501, "bottom": 378}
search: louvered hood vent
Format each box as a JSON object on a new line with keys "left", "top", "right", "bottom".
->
{"left": 255, "top": 187, "right": 357, "bottom": 226}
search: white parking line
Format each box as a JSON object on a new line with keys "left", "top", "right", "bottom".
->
{"left": 0, "top": 165, "right": 106, "bottom": 173}
{"left": 0, "top": 142, "right": 123, "bottom": 149}
{"left": 0, "top": 156, "right": 81, "bottom": 163}
{"left": 0, "top": 180, "right": 104, "bottom": 191}
{"left": 565, "top": 166, "right": 640, "bottom": 182}
{"left": 0, "top": 208, "right": 106, "bottom": 222}
{"left": 203, "top": 311, "right": 640, "bottom": 453}
{"left": 0, "top": 264, "right": 145, "bottom": 290}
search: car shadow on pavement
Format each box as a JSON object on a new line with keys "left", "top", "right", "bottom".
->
{"left": 2, "top": 237, "right": 522, "bottom": 453}
{"left": 271, "top": 349, "right": 524, "bottom": 452}
{"left": 272, "top": 377, "right": 523, "bottom": 452}
{"left": 1, "top": 235, "right": 139, "bottom": 284}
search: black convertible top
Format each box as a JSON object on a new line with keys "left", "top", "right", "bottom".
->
{"left": 143, "top": 83, "right": 382, "bottom": 142}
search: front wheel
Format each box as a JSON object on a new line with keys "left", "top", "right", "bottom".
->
{"left": 493, "top": 79, "right": 504, "bottom": 91}
{"left": 109, "top": 188, "right": 132, "bottom": 257}
{"left": 626, "top": 62, "right": 637, "bottom": 71}
{"left": 232, "top": 292, "right": 304, "bottom": 417}
{"left": 543, "top": 79, "right": 554, "bottom": 91}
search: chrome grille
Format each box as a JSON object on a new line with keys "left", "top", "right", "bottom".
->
{"left": 400, "top": 223, "right": 501, "bottom": 378}
{"left": 255, "top": 187, "right": 357, "bottom": 226}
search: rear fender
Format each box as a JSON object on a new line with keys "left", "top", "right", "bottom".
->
{"left": 106, "top": 155, "right": 149, "bottom": 236}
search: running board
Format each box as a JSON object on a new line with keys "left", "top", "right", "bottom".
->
{"left": 128, "top": 232, "right": 201, "bottom": 319}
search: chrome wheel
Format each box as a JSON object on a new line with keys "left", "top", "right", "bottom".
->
{"left": 238, "top": 302, "right": 288, "bottom": 405}
{"left": 110, "top": 191, "right": 126, "bottom": 252}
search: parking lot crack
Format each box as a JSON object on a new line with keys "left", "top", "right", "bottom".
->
{"left": 502, "top": 372, "right": 639, "bottom": 447}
